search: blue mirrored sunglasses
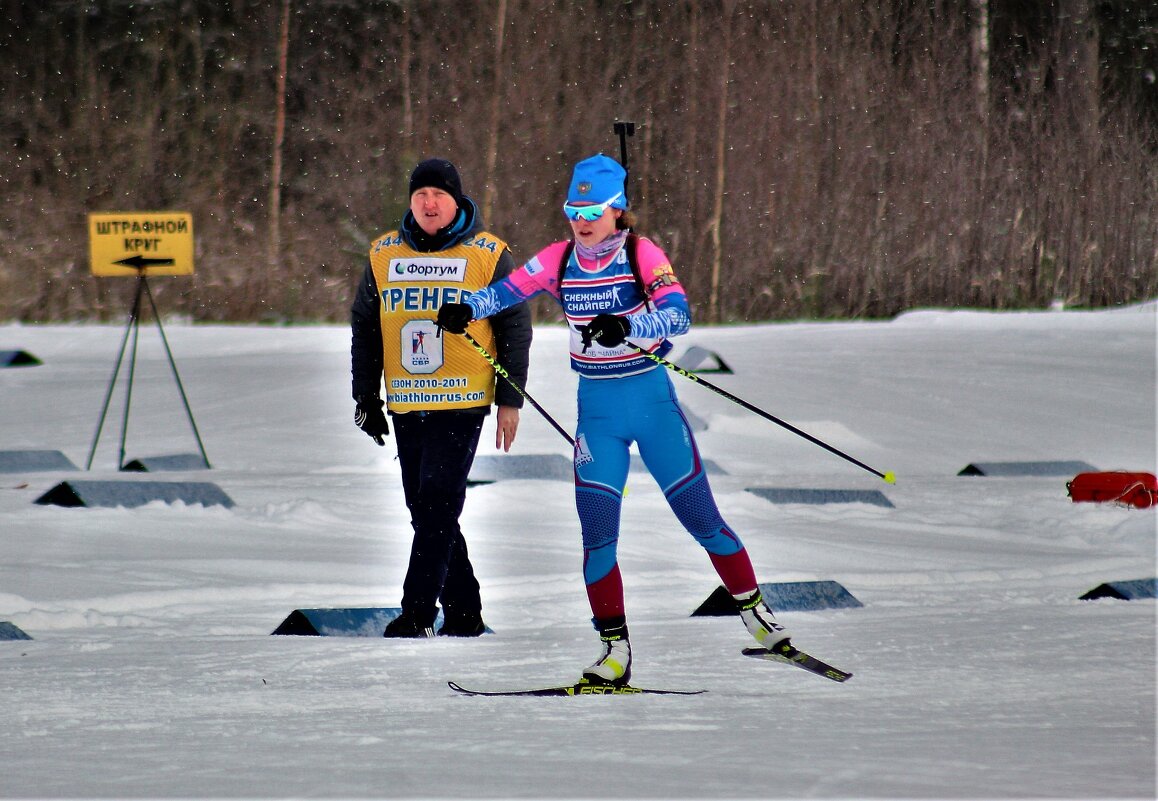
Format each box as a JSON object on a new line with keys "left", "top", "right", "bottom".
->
{"left": 562, "top": 192, "right": 623, "bottom": 222}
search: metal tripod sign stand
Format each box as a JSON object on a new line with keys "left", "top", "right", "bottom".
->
{"left": 85, "top": 211, "right": 209, "bottom": 470}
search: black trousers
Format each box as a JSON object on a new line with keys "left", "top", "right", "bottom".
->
{"left": 391, "top": 410, "right": 485, "bottom": 625}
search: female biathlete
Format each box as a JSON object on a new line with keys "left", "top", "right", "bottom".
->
{"left": 437, "top": 154, "right": 790, "bottom": 685}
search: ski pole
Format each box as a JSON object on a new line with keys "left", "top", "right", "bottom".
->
{"left": 628, "top": 343, "right": 896, "bottom": 484}
{"left": 461, "top": 331, "right": 575, "bottom": 447}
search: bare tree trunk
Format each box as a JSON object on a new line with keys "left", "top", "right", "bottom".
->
{"left": 1056, "top": 0, "right": 1101, "bottom": 300}
{"left": 269, "top": 0, "right": 290, "bottom": 274}
{"left": 969, "top": 0, "right": 991, "bottom": 293}
{"left": 707, "top": 0, "right": 735, "bottom": 324}
{"left": 639, "top": 106, "right": 654, "bottom": 224}
{"left": 401, "top": 2, "right": 414, "bottom": 148}
{"left": 482, "top": 0, "right": 507, "bottom": 222}
{"left": 970, "top": 0, "right": 990, "bottom": 125}
{"left": 684, "top": 3, "right": 700, "bottom": 227}
{"left": 811, "top": 12, "right": 839, "bottom": 308}
{"left": 1058, "top": 0, "right": 1100, "bottom": 146}
{"left": 808, "top": 0, "right": 821, "bottom": 125}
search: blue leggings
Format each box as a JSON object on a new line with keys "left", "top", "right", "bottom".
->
{"left": 574, "top": 368, "right": 744, "bottom": 586}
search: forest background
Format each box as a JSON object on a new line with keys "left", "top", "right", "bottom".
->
{"left": 1, "top": 0, "right": 1156, "bottom": 325}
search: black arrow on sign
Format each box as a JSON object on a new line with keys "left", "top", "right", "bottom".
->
{"left": 114, "top": 255, "right": 175, "bottom": 269}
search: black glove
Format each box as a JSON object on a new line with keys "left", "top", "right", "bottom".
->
{"left": 580, "top": 313, "right": 631, "bottom": 352}
{"left": 354, "top": 395, "right": 389, "bottom": 445}
{"left": 436, "top": 302, "right": 473, "bottom": 335}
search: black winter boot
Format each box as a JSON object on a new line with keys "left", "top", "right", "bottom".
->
{"left": 383, "top": 611, "right": 434, "bottom": 638}
{"left": 438, "top": 611, "right": 486, "bottom": 637}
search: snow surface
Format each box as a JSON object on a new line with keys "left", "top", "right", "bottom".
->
{"left": 1, "top": 305, "right": 1155, "bottom": 800}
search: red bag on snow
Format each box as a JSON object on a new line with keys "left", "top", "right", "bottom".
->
{"left": 1066, "top": 471, "right": 1158, "bottom": 509}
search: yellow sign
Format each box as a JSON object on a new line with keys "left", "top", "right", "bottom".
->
{"left": 88, "top": 212, "right": 194, "bottom": 276}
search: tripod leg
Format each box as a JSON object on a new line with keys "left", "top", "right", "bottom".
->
{"left": 142, "top": 278, "right": 212, "bottom": 469}
{"left": 118, "top": 289, "right": 144, "bottom": 471}
{"left": 86, "top": 275, "right": 144, "bottom": 470}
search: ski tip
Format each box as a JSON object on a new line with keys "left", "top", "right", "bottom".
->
{"left": 882, "top": 470, "right": 897, "bottom": 484}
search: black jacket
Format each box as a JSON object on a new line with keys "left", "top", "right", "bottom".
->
{"left": 350, "top": 197, "right": 532, "bottom": 412}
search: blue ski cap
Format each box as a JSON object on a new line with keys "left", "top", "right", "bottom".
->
{"left": 567, "top": 154, "right": 629, "bottom": 209}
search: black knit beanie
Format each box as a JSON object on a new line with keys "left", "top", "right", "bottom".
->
{"left": 409, "top": 158, "right": 463, "bottom": 204}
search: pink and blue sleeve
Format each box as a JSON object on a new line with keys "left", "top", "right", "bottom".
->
{"left": 626, "top": 238, "right": 692, "bottom": 340}
{"left": 466, "top": 241, "right": 569, "bottom": 319}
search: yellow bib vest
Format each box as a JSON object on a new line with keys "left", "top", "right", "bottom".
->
{"left": 369, "top": 230, "right": 507, "bottom": 414}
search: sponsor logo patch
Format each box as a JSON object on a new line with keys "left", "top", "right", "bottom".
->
{"left": 388, "top": 257, "right": 468, "bottom": 282}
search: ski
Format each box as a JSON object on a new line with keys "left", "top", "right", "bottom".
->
{"left": 742, "top": 643, "right": 853, "bottom": 682}
{"left": 448, "top": 680, "right": 706, "bottom": 697}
